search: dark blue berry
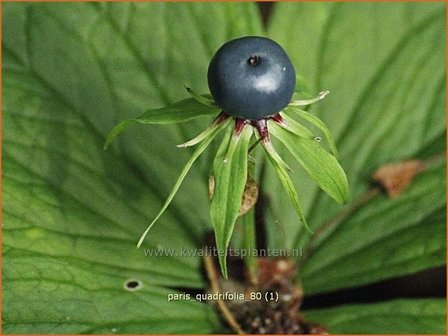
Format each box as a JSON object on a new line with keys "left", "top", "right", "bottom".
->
{"left": 207, "top": 36, "right": 296, "bottom": 120}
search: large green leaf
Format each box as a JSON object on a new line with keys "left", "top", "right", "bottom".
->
{"left": 3, "top": 254, "right": 219, "bottom": 334}
{"left": 300, "top": 160, "right": 446, "bottom": 294}
{"left": 3, "top": 2, "right": 445, "bottom": 334}
{"left": 2, "top": 2, "right": 262, "bottom": 333}
{"left": 267, "top": 2, "right": 446, "bottom": 292}
{"left": 304, "top": 298, "right": 446, "bottom": 334}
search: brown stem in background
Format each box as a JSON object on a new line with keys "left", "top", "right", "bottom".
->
{"left": 258, "top": 2, "right": 275, "bottom": 27}
{"left": 298, "top": 152, "right": 445, "bottom": 268}
{"left": 422, "top": 152, "right": 445, "bottom": 166}
{"left": 203, "top": 255, "right": 245, "bottom": 335}
{"left": 298, "top": 187, "right": 380, "bottom": 268}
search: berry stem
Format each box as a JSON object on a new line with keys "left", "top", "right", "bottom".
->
{"left": 242, "top": 154, "right": 259, "bottom": 285}
{"left": 251, "top": 118, "right": 269, "bottom": 142}
{"left": 242, "top": 207, "right": 257, "bottom": 286}
{"left": 235, "top": 118, "right": 248, "bottom": 135}
{"left": 271, "top": 113, "right": 284, "bottom": 124}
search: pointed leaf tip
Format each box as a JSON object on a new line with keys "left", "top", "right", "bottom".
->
{"left": 289, "top": 89, "right": 330, "bottom": 106}
{"left": 270, "top": 121, "right": 349, "bottom": 205}
{"left": 137, "top": 118, "right": 230, "bottom": 248}
{"left": 176, "top": 122, "right": 221, "bottom": 148}
{"left": 218, "top": 254, "right": 229, "bottom": 279}
{"left": 287, "top": 106, "right": 340, "bottom": 159}
{"left": 104, "top": 119, "right": 136, "bottom": 150}
{"left": 105, "top": 98, "right": 221, "bottom": 150}
{"left": 184, "top": 86, "right": 217, "bottom": 108}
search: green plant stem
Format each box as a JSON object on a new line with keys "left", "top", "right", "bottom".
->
{"left": 243, "top": 153, "right": 258, "bottom": 283}
{"left": 242, "top": 208, "right": 257, "bottom": 284}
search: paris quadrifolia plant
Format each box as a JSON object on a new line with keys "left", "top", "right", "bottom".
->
{"left": 104, "top": 36, "right": 350, "bottom": 277}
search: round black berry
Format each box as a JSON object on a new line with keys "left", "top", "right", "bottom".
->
{"left": 207, "top": 36, "right": 296, "bottom": 120}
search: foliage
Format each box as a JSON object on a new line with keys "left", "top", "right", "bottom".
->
{"left": 2, "top": 2, "right": 445, "bottom": 334}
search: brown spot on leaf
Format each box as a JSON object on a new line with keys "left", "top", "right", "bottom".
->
{"left": 208, "top": 175, "right": 259, "bottom": 215}
{"left": 372, "top": 160, "right": 425, "bottom": 198}
{"left": 239, "top": 175, "right": 259, "bottom": 216}
{"left": 208, "top": 175, "right": 215, "bottom": 200}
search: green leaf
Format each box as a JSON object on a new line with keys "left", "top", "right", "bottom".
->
{"left": 211, "top": 125, "right": 253, "bottom": 277}
{"left": 279, "top": 113, "right": 314, "bottom": 139}
{"left": 3, "top": 253, "right": 219, "bottom": 334}
{"left": 300, "top": 160, "right": 446, "bottom": 294}
{"left": 3, "top": 2, "right": 262, "bottom": 333}
{"left": 271, "top": 2, "right": 445, "bottom": 227}
{"left": 289, "top": 90, "right": 330, "bottom": 107}
{"left": 185, "top": 86, "right": 217, "bottom": 107}
{"left": 262, "top": 139, "right": 310, "bottom": 232}
{"left": 270, "top": 120, "right": 349, "bottom": 205}
{"left": 2, "top": 92, "right": 220, "bottom": 333}
{"left": 268, "top": 2, "right": 446, "bottom": 292}
{"left": 177, "top": 114, "right": 226, "bottom": 148}
{"left": 304, "top": 298, "right": 446, "bottom": 334}
{"left": 104, "top": 97, "right": 220, "bottom": 149}
{"left": 138, "top": 118, "right": 230, "bottom": 248}
{"left": 4, "top": 1, "right": 445, "bottom": 333}
{"left": 286, "top": 105, "right": 339, "bottom": 158}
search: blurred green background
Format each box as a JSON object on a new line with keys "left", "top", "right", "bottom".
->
{"left": 2, "top": 2, "right": 446, "bottom": 334}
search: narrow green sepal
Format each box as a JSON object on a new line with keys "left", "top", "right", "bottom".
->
{"left": 261, "top": 139, "right": 292, "bottom": 172}
{"left": 184, "top": 85, "right": 217, "bottom": 107}
{"left": 177, "top": 123, "right": 220, "bottom": 148}
{"left": 286, "top": 105, "right": 339, "bottom": 159}
{"left": 277, "top": 113, "right": 314, "bottom": 139}
{"left": 137, "top": 118, "right": 231, "bottom": 248}
{"left": 270, "top": 120, "right": 349, "bottom": 205}
{"left": 104, "top": 119, "right": 137, "bottom": 150}
{"left": 211, "top": 124, "right": 253, "bottom": 278}
{"left": 104, "top": 98, "right": 220, "bottom": 149}
{"left": 262, "top": 138, "right": 312, "bottom": 233}
{"left": 289, "top": 90, "right": 330, "bottom": 106}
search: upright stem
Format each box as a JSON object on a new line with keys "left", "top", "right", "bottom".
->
{"left": 242, "top": 208, "right": 257, "bottom": 285}
{"left": 243, "top": 151, "right": 258, "bottom": 284}
{"left": 203, "top": 255, "right": 245, "bottom": 335}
